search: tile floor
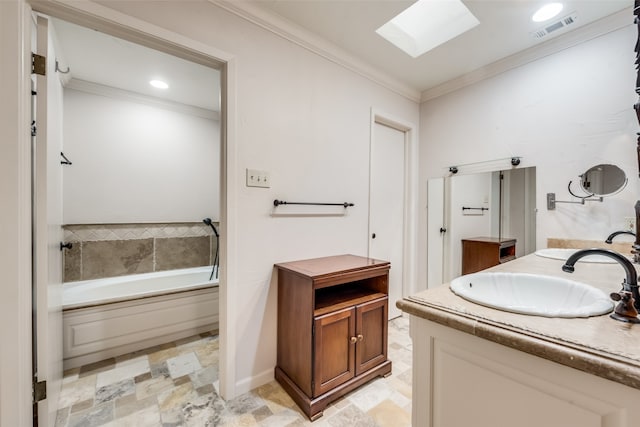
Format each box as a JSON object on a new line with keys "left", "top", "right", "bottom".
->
{"left": 55, "top": 316, "right": 412, "bottom": 427}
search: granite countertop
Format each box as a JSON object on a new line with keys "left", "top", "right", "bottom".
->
{"left": 397, "top": 254, "right": 640, "bottom": 390}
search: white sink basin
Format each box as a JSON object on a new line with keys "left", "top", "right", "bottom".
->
{"left": 450, "top": 272, "right": 614, "bottom": 318}
{"left": 534, "top": 248, "right": 617, "bottom": 263}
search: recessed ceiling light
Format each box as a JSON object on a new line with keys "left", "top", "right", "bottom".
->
{"left": 149, "top": 79, "right": 169, "bottom": 89}
{"left": 376, "top": 0, "right": 480, "bottom": 59}
{"left": 532, "top": 3, "right": 564, "bottom": 23}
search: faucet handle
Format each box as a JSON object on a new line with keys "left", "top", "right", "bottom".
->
{"left": 609, "top": 291, "right": 640, "bottom": 323}
{"left": 609, "top": 292, "right": 622, "bottom": 302}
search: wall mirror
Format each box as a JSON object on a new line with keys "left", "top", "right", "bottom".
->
{"left": 579, "top": 164, "right": 627, "bottom": 197}
{"left": 427, "top": 166, "right": 536, "bottom": 288}
{"left": 548, "top": 163, "right": 628, "bottom": 210}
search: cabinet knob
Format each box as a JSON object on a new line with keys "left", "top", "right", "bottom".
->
{"left": 371, "top": 233, "right": 376, "bottom": 239}
{"left": 350, "top": 336, "right": 357, "bottom": 344}
{"left": 357, "top": 334, "right": 364, "bottom": 341}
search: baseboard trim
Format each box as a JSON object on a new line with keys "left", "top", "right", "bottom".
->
{"left": 234, "top": 367, "right": 274, "bottom": 396}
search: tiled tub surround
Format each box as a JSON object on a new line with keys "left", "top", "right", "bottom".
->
{"left": 55, "top": 317, "right": 412, "bottom": 427}
{"left": 63, "top": 223, "right": 219, "bottom": 282}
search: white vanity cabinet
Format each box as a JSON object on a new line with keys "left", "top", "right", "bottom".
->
{"left": 410, "top": 316, "right": 640, "bottom": 427}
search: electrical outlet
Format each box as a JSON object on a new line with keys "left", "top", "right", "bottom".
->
{"left": 246, "top": 168, "right": 270, "bottom": 188}
{"left": 624, "top": 217, "right": 636, "bottom": 232}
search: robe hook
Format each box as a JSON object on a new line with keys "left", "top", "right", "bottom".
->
{"left": 55, "top": 60, "right": 70, "bottom": 74}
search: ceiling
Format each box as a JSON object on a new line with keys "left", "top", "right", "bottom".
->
{"left": 51, "top": 1, "right": 632, "bottom": 108}
{"left": 51, "top": 18, "right": 220, "bottom": 112}
{"left": 250, "top": 0, "right": 631, "bottom": 94}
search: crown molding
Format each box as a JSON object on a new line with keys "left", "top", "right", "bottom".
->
{"left": 420, "top": 6, "right": 633, "bottom": 103}
{"left": 207, "top": 0, "right": 421, "bottom": 103}
{"left": 65, "top": 78, "right": 219, "bottom": 120}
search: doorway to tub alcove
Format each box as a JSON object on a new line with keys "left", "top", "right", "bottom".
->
{"left": 29, "top": 4, "right": 234, "bottom": 425}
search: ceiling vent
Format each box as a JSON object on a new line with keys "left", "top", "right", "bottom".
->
{"left": 531, "top": 12, "right": 578, "bottom": 39}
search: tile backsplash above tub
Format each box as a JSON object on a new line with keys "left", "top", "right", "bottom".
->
{"left": 63, "top": 223, "right": 218, "bottom": 282}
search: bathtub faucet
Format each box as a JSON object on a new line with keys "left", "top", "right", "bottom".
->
{"left": 202, "top": 218, "right": 219, "bottom": 280}
{"left": 202, "top": 217, "right": 219, "bottom": 237}
{"left": 562, "top": 248, "right": 640, "bottom": 324}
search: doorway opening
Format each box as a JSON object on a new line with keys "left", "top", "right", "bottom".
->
{"left": 30, "top": 7, "right": 232, "bottom": 426}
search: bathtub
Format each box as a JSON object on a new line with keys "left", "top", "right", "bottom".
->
{"left": 63, "top": 266, "right": 219, "bottom": 369}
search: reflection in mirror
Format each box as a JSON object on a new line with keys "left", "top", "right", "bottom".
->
{"left": 427, "top": 167, "right": 536, "bottom": 288}
{"left": 579, "top": 164, "right": 627, "bottom": 197}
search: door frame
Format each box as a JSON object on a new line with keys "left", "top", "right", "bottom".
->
{"left": 30, "top": 0, "right": 239, "bottom": 399}
{"left": 3, "top": 2, "right": 239, "bottom": 423}
{"left": 368, "top": 109, "right": 418, "bottom": 303}
{"left": 0, "top": 1, "right": 36, "bottom": 425}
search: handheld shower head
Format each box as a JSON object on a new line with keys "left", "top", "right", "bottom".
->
{"left": 202, "top": 218, "right": 219, "bottom": 237}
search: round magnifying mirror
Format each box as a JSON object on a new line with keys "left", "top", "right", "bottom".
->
{"left": 579, "top": 164, "right": 627, "bottom": 196}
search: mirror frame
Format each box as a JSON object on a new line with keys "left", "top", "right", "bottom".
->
{"left": 578, "top": 164, "right": 627, "bottom": 197}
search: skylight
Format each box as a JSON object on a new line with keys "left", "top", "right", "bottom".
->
{"left": 376, "top": 0, "right": 480, "bottom": 59}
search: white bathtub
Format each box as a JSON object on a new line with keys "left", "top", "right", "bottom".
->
{"left": 63, "top": 266, "right": 219, "bottom": 369}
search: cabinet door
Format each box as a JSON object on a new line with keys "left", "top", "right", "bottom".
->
{"left": 355, "top": 297, "right": 388, "bottom": 375}
{"left": 313, "top": 307, "right": 356, "bottom": 397}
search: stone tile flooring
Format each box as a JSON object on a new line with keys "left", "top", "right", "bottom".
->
{"left": 55, "top": 316, "right": 411, "bottom": 426}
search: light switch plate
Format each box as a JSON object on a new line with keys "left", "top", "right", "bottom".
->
{"left": 246, "top": 168, "right": 270, "bottom": 188}
{"left": 624, "top": 217, "right": 636, "bottom": 232}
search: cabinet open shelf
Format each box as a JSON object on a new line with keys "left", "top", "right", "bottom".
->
{"left": 313, "top": 278, "right": 387, "bottom": 316}
{"left": 499, "top": 244, "right": 516, "bottom": 263}
{"left": 315, "top": 283, "right": 386, "bottom": 316}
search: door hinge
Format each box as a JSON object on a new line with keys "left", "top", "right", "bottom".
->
{"left": 31, "top": 53, "right": 46, "bottom": 76}
{"left": 33, "top": 380, "right": 47, "bottom": 403}
{"left": 31, "top": 120, "right": 37, "bottom": 137}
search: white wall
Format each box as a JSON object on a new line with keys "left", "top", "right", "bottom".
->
{"left": 63, "top": 88, "right": 220, "bottom": 224}
{"left": 446, "top": 172, "right": 493, "bottom": 280}
{"left": 90, "top": 0, "right": 420, "bottom": 393}
{"left": 419, "top": 23, "right": 638, "bottom": 288}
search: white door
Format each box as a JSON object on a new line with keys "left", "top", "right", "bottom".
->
{"left": 426, "top": 178, "right": 445, "bottom": 288}
{"left": 33, "top": 14, "right": 64, "bottom": 426}
{"left": 369, "top": 121, "right": 405, "bottom": 319}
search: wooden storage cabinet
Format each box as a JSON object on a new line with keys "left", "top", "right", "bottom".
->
{"left": 275, "top": 255, "right": 392, "bottom": 420}
{"left": 461, "top": 237, "right": 516, "bottom": 275}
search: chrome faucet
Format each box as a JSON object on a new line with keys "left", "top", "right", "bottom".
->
{"left": 605, "top": 230, "right": 635, "bottom": 244}
{"left": 562, "top": 248, "right": 640, "bottom": 324}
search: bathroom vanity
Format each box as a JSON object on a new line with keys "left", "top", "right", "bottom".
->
{"left": 398, "top": 254, "right": 640, "bottom": 427}
{"left": 275, "top": 254, "right": 392, "bottom": 420}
